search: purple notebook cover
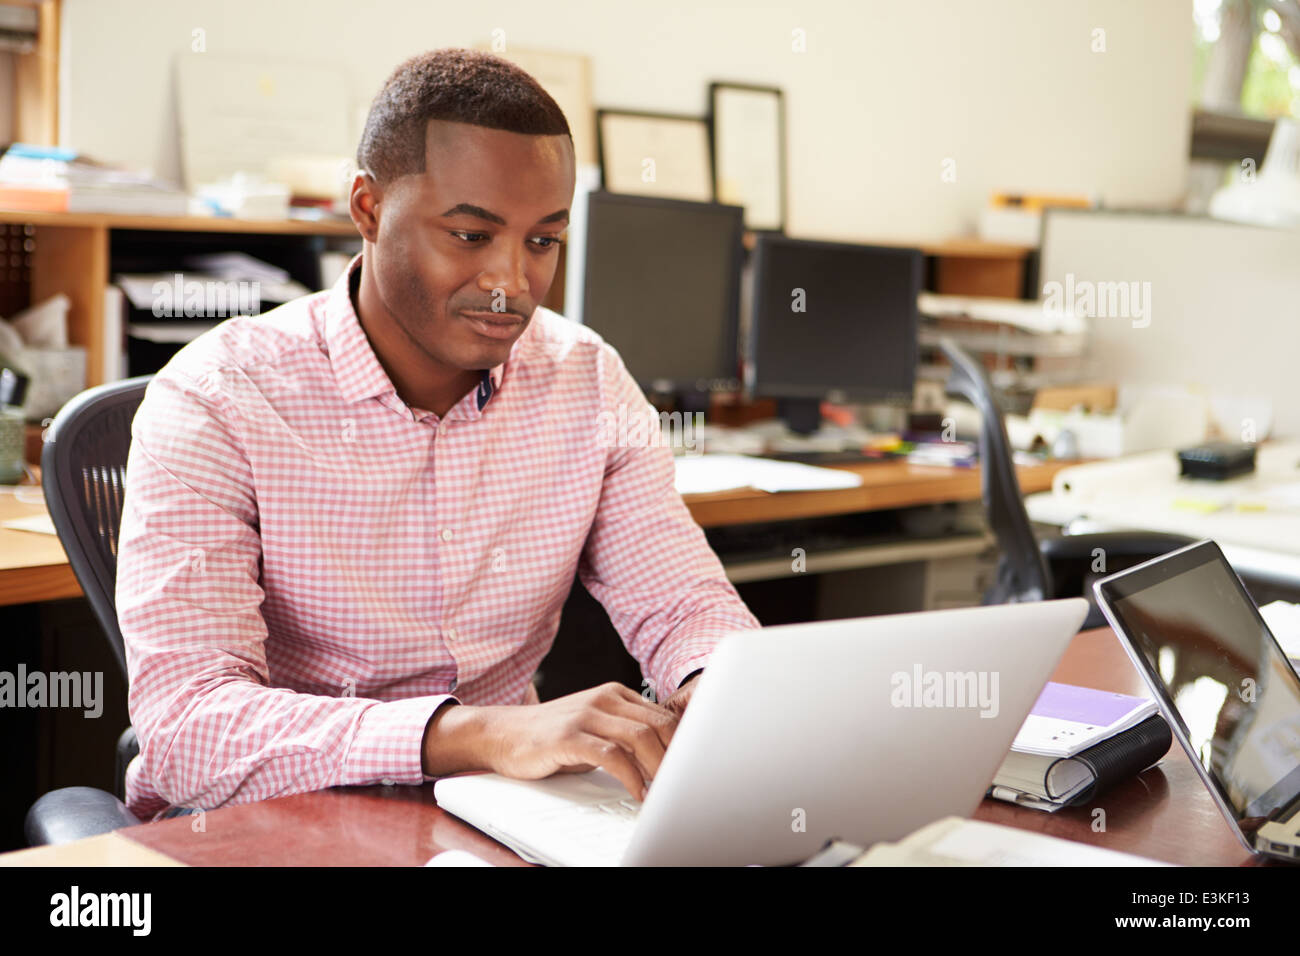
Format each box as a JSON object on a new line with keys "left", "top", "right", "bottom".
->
{"left": 1029, "top": 682, "right": 1147, "bottom": 727}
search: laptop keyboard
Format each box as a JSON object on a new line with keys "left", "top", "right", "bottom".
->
{"left": 527, "top": 797, "right": 643, "bottom": 865}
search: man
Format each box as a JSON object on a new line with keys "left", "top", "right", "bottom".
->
{"left": 115, "top": 48, "right": 760, "bottom": 820}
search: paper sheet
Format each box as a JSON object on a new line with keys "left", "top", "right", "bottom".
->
{"left": 2, "top": 514, "right": 57, "bottom": 536}
{"left": 1261, "top": 600, "right": 1300, "bottom": 660}
{"left": 674, "top": 454, "right": 864, "bottom": 496}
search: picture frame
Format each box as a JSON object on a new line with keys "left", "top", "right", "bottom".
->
{"left": 709, "top": 82, "right": 786, "bottom": 232}
{"left": 596, "top": 108, "right": 714, "bottom": 202}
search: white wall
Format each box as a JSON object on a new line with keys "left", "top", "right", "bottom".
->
{"left": 59, "top": 0, "right": 1192, "bottom": 243}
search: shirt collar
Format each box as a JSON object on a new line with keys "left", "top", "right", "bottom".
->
{"left": 323, "top": 254, "right": 506, "bottom": 415}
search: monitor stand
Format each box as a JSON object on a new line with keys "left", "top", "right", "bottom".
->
{"left": 646, "top": 386, "right": 711, "bottom": 418}
{"left": 674, "top": 388, "right": 711, "bottom": 419}
{"left": 777, "top": 397, "right": 822, "bottom": 436}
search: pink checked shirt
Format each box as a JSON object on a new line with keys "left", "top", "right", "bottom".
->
{"left": 116, "top": 255, "right": 759, "bottom": 819}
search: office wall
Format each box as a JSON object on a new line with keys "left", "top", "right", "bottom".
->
{"left": 1040, "top": 209, "right": 1300, "bottom": 440}
{"left": 60, "top": 0, "right": 1192, "bottom": 243}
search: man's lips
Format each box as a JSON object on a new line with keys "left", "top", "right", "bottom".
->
{"left": 460, "top": 309, "right": 524, "bottom": 324}
{"left": 460, "top": 309, "right": 527, "bottom": 339}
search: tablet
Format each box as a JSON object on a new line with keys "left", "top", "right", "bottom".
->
{"left": 1094, "top": 539, "right": 1300, "bottom": 857}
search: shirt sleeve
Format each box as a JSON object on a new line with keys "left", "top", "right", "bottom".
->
{"left": 115, "top": 370, "right": 454, "bottom": 811}
{"left": 576, "top": 344, "right": 761, "bottom": 700}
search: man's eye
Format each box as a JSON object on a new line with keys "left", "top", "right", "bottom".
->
{"left": 531, "top": 236, "right": 565, "bottom": 249}
{"left": 451, "top": 231, "right": 488, "bottom": 243}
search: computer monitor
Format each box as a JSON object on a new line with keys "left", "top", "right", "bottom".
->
{"left": 750, "top": 235, "right": 921, "bottom": 433}
{"left": 581, "top": 192, "right": 745, "bottom": 401}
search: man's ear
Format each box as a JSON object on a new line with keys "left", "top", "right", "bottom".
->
{"left": 349, "top": 170, "right": 382, "bottom": 243}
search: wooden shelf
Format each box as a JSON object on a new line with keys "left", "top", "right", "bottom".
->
{"left": 1, "top": 210, "right": 361, "bottom": 393}
{"left": 0, "top": 208, "right": 359, "bottom": 236}
{"left": 918, "top": 237, "right": 1034, "bottom": 258}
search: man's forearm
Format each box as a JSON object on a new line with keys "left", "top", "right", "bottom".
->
{"left": 421, "top": 701, "right": 497, "bottom": 777}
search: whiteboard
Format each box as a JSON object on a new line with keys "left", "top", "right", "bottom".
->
{"left": 1039, "top": 208, "right": 1300, "bottom": 439}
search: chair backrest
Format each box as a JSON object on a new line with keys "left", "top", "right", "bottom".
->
{"left": 939, "top": 338, "right": 1051, "bottom": 604}
{"left": 41, "top": 376, "right": 152, "bottom": 681}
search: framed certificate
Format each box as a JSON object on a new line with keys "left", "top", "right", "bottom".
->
{"left": 709, "top": 82, "right": 786, "bottom": 232}
{"left": 475, "top": 44, "right": 598, "bottom": 168}
{"left": 596, "top": 109, "right": 714, "bottom": 202}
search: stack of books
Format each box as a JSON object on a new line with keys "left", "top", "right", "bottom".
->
{"left": 989, "top": 682, "right": 1171, "bottom": 811}
{"left": 0, "top": 143, "right": 189, "bottom": 216}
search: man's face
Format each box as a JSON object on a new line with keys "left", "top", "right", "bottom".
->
{"left": 364, "top": 120, "right": 575, "bottom": 373}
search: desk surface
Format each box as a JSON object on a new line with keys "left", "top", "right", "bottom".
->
{"left": 683, "top": 458, "right": 1072, "bottom": 528}
{"left": 0, "top": 459, "right": 1074, "bottom": 608}
{"left": 11, "top": 625, "right": 1251, "bottom": 868}
{"left": 1027, "top": 442, "right": 1300, "bottom": 556}
{"left": 0, "top": 487, "right": 79, "bottom": 606}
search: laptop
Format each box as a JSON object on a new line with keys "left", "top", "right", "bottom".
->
{"left": 434, "top": 598, "right": 1088, "bottom": 866}
{"left": 1094, "top": 538, "right": 1300, "bottom": 863}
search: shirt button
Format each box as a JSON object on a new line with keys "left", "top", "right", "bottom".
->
{"left": 440, "top": 528, "right": 454, "bottom": 541}
{"left": 437, "top": 421, "right": 448, "bottom": 436}
{"left": 381, "top": 778, "right": 395, "bottom": 787}
{"left": 446, "top": 628, "right": 459, "bottom": 642}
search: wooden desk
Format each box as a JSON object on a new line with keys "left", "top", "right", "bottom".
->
{"left": 684, "top": 458, "right": 1072, "bottom": 527}
{"left": 11, "top": 626, "right": 1252, "bottom": 867}
{"left": 0, "top": 459, "right": 1075, "bottom": 608}
{"left": 0, "top": 487, "right": 77, "bottom": 606}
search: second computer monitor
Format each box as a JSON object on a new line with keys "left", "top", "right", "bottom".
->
{"left": 581, "top": 191, "right": 744, "bottom": 391}
{"left": 750, "top": 235, "right": 921, "bottom": 403}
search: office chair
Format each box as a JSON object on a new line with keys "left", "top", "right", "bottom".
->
{"left": 24, "top": 376, "right": 153, "bottom": 845}
{"left": 939, "top": 339, "right": 1195, "bottom": 629}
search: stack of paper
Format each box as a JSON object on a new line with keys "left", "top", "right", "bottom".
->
{"left": 851, "top": 816, "right": 1171, "bottom": 867}
{"left": 673, "top": 454, "right": 864, "bottom": 496}
{"left": 906, "top": 441, "right": 977, "bottom": 468}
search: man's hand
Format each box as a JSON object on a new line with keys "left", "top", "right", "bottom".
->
{"left": 423, "top": 682, "right": 679, "bottom": 801}
{"left": 659, "top": 672, "right": 701, "bottom": 720}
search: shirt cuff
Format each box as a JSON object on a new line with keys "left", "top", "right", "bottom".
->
{"left": 338, "top": 694, "right": 459, "bottom": 786}
{"left": 677, "top": 668, "right": 704, "bottom": 689}
{"left": 663, "top": 656, "right": 714, "bottom": 696}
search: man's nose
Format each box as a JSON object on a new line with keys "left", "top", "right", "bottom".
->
{"left": 477, "top": 245, "right": 530, "bottom": 307}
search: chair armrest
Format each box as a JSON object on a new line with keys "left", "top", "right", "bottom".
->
{"left": 1040, "top": 531, "right": 1197, "bottom": 564}
{"left": 116, "top": 726, "right": 139, "bottom": 800}
{"left": 25, "top": 787, "right": 143, "bottom": 846}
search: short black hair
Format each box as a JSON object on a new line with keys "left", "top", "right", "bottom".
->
{"left": 357, "top": 48, "right": 573, "bottom": 183}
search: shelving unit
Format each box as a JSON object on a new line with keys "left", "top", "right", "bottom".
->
{"left": 0, "top": 209, "right": 360, "bottom": 389}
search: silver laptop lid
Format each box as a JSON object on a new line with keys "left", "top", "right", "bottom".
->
{"left": 623, "top": 598, "right": 1088, "bottom": 866}
{"left": 1094, "top": 539, "right": 1300, "bottom": 855}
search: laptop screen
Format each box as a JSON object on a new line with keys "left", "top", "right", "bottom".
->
{"left": 1098, "top": 541, "right": 1300, "bottom": 830}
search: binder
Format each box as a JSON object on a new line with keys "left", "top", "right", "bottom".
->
{"left": 1047, "top": 713, "right": 1172, "bottom": 804}
{"left": 991, "top": 713, "right": 1171, "bottom": 811}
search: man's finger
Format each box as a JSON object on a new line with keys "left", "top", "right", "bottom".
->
{"left": 601, "top": 693, "right": 679, "bottom": 749}
{"left": 583, "top": 712, "right": 668, "bottom": 780}
{"left": 573, "top": 733, "right": 647, "bottom": 801}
